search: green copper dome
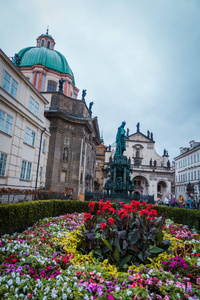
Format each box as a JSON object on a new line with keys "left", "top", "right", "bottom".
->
{"left": 15, "top": 45, "right": 75, "bottom": 83}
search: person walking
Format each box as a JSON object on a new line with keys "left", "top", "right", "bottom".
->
{"left": 187, "top": 196, "right": 192, "bottom": 209}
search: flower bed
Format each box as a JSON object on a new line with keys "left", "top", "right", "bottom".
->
{"left": 0, "top": 206, "right": 200, "bottom": 299}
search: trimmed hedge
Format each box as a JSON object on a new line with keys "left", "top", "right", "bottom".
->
{"left": 0, "top": 200, "right": 199, "bottom": 236}
{"left": 0, "top": 200, "right": 117, "bottom": 236}
{"left": 153, "top": 205, "right": 200, "bottom": 231}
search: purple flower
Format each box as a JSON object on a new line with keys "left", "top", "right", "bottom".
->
{"left": 108, "top": 295, "right": 115, "bottom": 300}
{"left": 6, "top": 269, "right": 11, "bottom": 273}
{"left": 16, "top": 266, "right": 23, "bottom": 272}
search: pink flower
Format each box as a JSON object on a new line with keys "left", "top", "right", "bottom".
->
{"left": 108, "top": 295, "right": 115, "bottom": 300}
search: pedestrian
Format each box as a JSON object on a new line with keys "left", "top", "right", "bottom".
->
{"left": 163, "top": 195, "right": 169, "bottom": 206}
{"left": 187, "top": 196, "right": 192, "bottom": 209}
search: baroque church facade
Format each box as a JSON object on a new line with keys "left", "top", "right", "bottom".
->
{"left": 104, "top": 123, "right": 172, "bottom": 201}
{"left": 10, "top": 30, "right": 101, "bottom": 199}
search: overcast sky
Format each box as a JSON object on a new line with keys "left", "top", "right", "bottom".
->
{"left": 1, "top": 0, "right": 200, "bottom": 162}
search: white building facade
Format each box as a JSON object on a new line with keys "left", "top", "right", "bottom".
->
{"left": 0, "top": 49, "right": 50, "bottom": 192}
{"left": 105, "top": 124, "right": 172, "bottom": 201}
{"left": 174, "top": 140, "right": 200, "bottom": 201}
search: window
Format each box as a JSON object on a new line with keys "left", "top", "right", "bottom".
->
{"left": 29, "top": 97, "right": 39, "bottom": 116}
{"left": 20, "top": 160, "right": 32, "bottom": 180}
{"left": 0, "top": 152, "right": 7, "bottom": 176}
{"left": 198, "top": 170, "right": 200, "bottom": 180}
{"left": 24, "top": 128, "right": 35, "bottom": 147}
{"left": 42, "top": 139, "right": 46, "bottom": 153}
{"left": 197, "top": 153, "right": 199, "bottom": 162}
{"left": 60, "top": 171, "right": 67, "bottom": 182}
{"left": 191, "top": 156, "right": 193, "bottom": 164}
{"left": 185, "top": 173, "right": 187, "bottom": 181}
{"left": 41, "top": 40, "right": 44, "bottom": 46}
{"left": 194, "top": 171, "right": 196, "bottom": 180}
{"left": 40, "top": 166, "right": 43, "bottom": 183}
{"left": 47, "top": 80, "right": 57, "bottom": 92}
{"left": 96, "top": 149, "right": 99, "bottom": 154}
{"left": 10, "top": 79, "right": 18, "bottom": 98}
{"left": 188, "top": 157, "right": 190, "bottom": 165}
{"left": 194, "top": 154, "right": 196, "bottom": 163}
{"left": 2, "top": 71, "right": 18, "bottom": 98}
{"left": 2, "top": 71, "right": 11, "bottom": 92}
{"left": 191, "top": 172, "right": 193, "bottom": 181}
{"left": 188, "top": 173, "right": 190, "bottom": 181}
{"left": 47, "top": 41, "right": 50, "bottom": 48}
{"left": 63, "top": 147, "right": 68, "bottom": 161}
{"left": 96, "top": 160, "right": 98, "bottom": 166}
{"left": 0, "top": 110, "right": 13, "bottom": 135}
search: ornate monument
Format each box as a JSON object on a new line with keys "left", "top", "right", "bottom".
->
{"left": 104, "top": 121, "right": 134, "bottom": 198}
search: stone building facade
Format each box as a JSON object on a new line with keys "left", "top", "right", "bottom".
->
{"left": 0, "top": 49, "right": 50, "bottom": 192}
{"left": 94, "top": 143, "right": 107, "bottom": 192}
{"left": 44, "top": 92, "right": 101, "bottom": 199}
{"left": 12, "top": 30, "right": 101, "bottom": 199}
{"left": 174, "top": 140, "right": 200, "bottom": 202}
{"left": 104, "top": 123, "right": 172, "bottom": 201}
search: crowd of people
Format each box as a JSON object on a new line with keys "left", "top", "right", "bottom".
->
{"left": 155, "top": 194, "right": 199, "bottom": 209}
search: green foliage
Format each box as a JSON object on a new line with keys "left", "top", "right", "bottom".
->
{"left": 0, "top": 200, "right": 104, "bottom": 236}
{"left": 153, "top": 205, "right": 200, "bottom": 231}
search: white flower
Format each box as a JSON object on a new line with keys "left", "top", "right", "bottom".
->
{"left": 51, "top": 288, "right": 58, "bottom": 299}
{"left": 62, "top": 293, "right": 68, "bottom": 300}
{"left": 15, "top": 288, "right": 19, "bottom": 294}
{"left": 11, "top": 272, "right": 16, "bottom": 278}
{"left": 43, "top": 297, "right": 47, "bottom": 300}
{"left": 44, "top": 286, "right": 50, "bottom": 294}
{"left": 197, "top": 261, "right": 200, "bottom": 267}
{"left": 67, "top": 287, "right": 72, "bottom": 293}
{"left": 84, "top": 296, "right": 89, "bottom": 300}
{"left": 115, "top": 286, "right": 120, "bottom": 293}
{"left": 8, "top": 279, "right": 13, "bottom": 286}
{"left": 127, "top": 290, "right": 132, "bottom": 296}
{"left": 16, "top": 277, "right": 21, "bottom": 285}
{"left": 23, "top": 286, "right": 27, "bottom": 292}
{"left": 19, "top": 294, "right": 25, "bottom": 298}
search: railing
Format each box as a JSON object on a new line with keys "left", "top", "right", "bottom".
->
{"left": 85, "top": 191, "right": 154, "bottom": 203}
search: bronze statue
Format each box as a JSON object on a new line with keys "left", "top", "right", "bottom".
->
{"left": 82, "top": 89, "right": 87, "bottom": 101}
{"left": 127, "top": 128, "right": 129, "bottom": 137}
{"left": 59, "top": 78, "right": 65, "bottom": 93}
{"left": 89, "top": 101, "right": 94, "bottom": 115}
{"left": 115, "top": 121, "right": 128, "bottom": 156}
{"left": 136, "top": 122, "right": 140, "bottom": 132}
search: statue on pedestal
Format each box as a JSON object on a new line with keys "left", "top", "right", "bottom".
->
{"left": 115, "top": 121, "right": 128, "bottom": 156}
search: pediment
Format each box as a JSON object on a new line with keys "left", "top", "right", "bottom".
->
{"left": 127, "top": 132, "right": 154, "bottom": 143}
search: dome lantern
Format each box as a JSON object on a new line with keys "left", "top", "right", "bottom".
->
{"left": 36, "top": 29, "right": 55, "bottom": 50}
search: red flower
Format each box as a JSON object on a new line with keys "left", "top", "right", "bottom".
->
{"left": 108, "top": 218, "right": 114, "bottom": 226}
{"left": 84, "top": 212, "right": 92, "bottom": 222}
{"left": 100, "top": 222, "right": 107, "bottom": 229}
{"left": 88, "top": 201, "right": 95, "bottom": 212}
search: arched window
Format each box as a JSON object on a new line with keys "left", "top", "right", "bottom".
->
{"left": 41, "top": 40, "right": 44, "bottom": 47}
{"left": 136, "top": 149, "right": 140, "bottom": 158}
{"left": 47, "top": 41, "right": 50, "bottom": 48}
{"left": 47, "top": 80, "right": 57, "bottom": 92}
{"left": 63, "top": 147, "right": 68, "bottom": 161}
